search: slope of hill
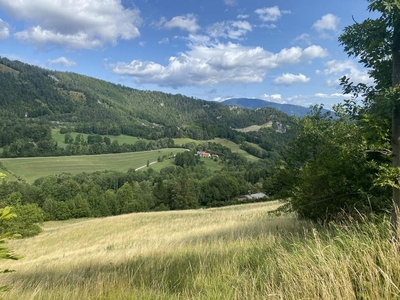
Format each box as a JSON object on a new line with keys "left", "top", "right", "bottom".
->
{"left": 0, "top": 148, "right": 186, "bottom": 183}
{"left": 221, "top": 98, "right": 331, "bottom": 117}
{"left": 2, "top": 202, "right": 398, "bottom": 299}
{"left": 0, "top": 57, "right": 291, "bottom": 131}
{"left": 0, "top": 57, "right": 294, "bottom": 162}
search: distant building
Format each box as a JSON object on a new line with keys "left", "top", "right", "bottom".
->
{"left": 197, "top": 151, "right": 217, "bottom": 158}
{"left": 238, "top": 192, "right": 267, "bottom": 201}
{"left": 201, "top": 152, "right": 211, "bottom": 158}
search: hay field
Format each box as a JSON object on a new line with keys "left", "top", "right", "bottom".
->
{"left": 2, "top": 201, "right": 400, "bottom": 299}
{"left": 51, "top": 130, "right": 148, "bottom": 148}
{"left": 0, "top": 148, "right": 184, "bottom": 183}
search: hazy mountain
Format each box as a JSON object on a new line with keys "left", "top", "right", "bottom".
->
{"left": 221, "top": 98, "right": 330, "bottom": 117}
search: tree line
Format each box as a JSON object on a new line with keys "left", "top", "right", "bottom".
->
{"left": 0, "top": 150, "right": 275, "bottom": 238}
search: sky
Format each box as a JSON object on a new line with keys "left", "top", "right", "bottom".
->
{"left": 0, "top": 0, "right": 376, "bottom": 109}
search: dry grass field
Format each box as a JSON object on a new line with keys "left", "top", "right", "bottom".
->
{"left": 2, "top": 201, "right": 400, "bottom": 299}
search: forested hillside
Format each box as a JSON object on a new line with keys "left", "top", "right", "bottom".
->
{"left": 0, "top": 57, "right": 291, "bottom": 136}
{"left": 0, "top": 56, "right": 293, "bottom": 224}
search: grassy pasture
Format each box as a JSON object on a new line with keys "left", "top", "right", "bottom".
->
{"left": 173, "top": 137, "right": 259, "bottom": 161}
{"left": 52, "top": 129, "right": 257, "bottom": 161}
{"left": 2, "top": 201, "right": 400, "bottom": 299}
{"left": 51, "top": 129, "right": 148, "bottom": 148}
{"left": 0, "top": 149, "right": 185, "bottom": 183}
{"left": 198, "top": 156, "right": 224, "bottom": 172}
{"left": 233, "top": 121, "right": 273, "bottom": 133}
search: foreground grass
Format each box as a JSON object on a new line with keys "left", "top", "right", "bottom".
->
{"left": 2, "top": 201, "right": 400, "bottom": 299}
{"left": 0, "top": 149, "right": 184, "bottom": 183}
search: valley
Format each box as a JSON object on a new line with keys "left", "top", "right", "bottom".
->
{"left": 0, "top": 148, "right": 185, "bottom": 183}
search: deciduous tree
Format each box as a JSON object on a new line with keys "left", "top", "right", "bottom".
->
{"left": 339, "top": 0, "right": 400, "bottom": 237}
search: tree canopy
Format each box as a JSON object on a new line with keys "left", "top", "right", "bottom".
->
{"left": 339, "top": 0, "right": 400, "bottom": 236}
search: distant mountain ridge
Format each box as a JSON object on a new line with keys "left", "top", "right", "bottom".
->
{"left": 221, "top": 98, "right": 330, "bottom": 117}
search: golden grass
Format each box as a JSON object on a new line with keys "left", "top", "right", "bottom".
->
{"left": 0, "top": 64, "right": 19, "bottom": 76}
{"left": 233, "top": 122, "right": 273, "bottom": 133}
{"left": 2, "top": 201, "right": 400, "bottom": 299}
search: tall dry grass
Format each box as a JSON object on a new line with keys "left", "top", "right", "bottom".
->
{"left": 1, "top": 201, "right": 400, "bottom": 299}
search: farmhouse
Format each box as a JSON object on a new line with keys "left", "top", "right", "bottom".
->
{"left": 238, "top": 192, "right": 267, "bottom": 201}
{"left": 197, "top": 151, "right": 218, "bottom": 158}
{"left": 201, "top": 152, "right": 211, "bottom": 158}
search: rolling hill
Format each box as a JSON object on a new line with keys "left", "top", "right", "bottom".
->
{"left": 0, "top": 57, "right": 292, "bottom": 132}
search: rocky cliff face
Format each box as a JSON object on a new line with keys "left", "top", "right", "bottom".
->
{"left": 272, "top": 121, "right": 287, "bottom": 133}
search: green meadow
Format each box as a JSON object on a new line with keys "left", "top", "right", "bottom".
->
{"left": 0, "top": 149, "right": 185, "bottom": 183}
{"left": 51, "top": 129, "right": 148, "bottom": 148}
{"left": 174, "top": 137, "right": 259, "bottom": 161}
{"left": 51, "top": 129, "right": 258, "bottom": 160}
{"left": 52, "top": 130, "right": 258, "bottom": 161}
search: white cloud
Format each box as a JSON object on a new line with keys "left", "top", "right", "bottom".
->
{"left": 261, "top": 93, "right": 346, "bottom": 108}
{"left": 139, "top": 41, "right": 146, "bottom": 46}
{"left": 0, "top": 0, "right": 141, "bottom": 50}
{"left": 286, "top": 95, "right": 314, "bottom": 107}
{"left": 259, "top": 24, "right": 277, "bottom": 29}
{"left": 319, "top": 60, "right": 372, "bottom": 87}
{"left": 314, "top": 93, "right": 351, "bottom": 98}
{"left": 237, "top": 14, "right": 249, "bottom": 19}
{"left": 275, "top": 45, "right": 328, "bottom": 65}
{"left": 47, "top": 56, "right": 76, "bottom": 67}
{"left": 0, "top": 18, "right": 9, "bottom": 40}
{"left": 185, "top": 34, "right": 211, "bottom": 45}
{"left": 312, "top": 14, "right": 340, "bottom": 38}
{"left": 207, "top": 20, "right": 252, "bottom": 40}
{"left": 158, "top": 38, "right": 169, "bottom": 44}
{"left": 261, "top": 94, "right": 283, "bottom": 102}
{"left": 111, "top": 43, "right": 328, "bottom": 88}
{"left": 313, "top": 14, "right": 340, "bottom": 31}
{"left": 293, "top": 33, "right": 311, "bottom": 45}
{"left": 162, "top": 14, "right": 200, "bottom": 33}
{"left": 273, "top": 73, "right": 310, "bottom": 86}
{"left": 0, "top": 53, "right": 24, "bottom": 61}
{"left": 255, "top": 6, "right": 291, "bottom": 22}
{"left": 223, "top": 0, "right": 238, "bottom": 6}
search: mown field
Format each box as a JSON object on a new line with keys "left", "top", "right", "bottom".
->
{"left": 0, "top": 149, "right": 185, "bottom": 183}
{"left": 51, "top": 129, "right": 148, "bottom": 148}
{"left": 173, "top": 137, "right": 259, "bottom": 161}
{"left": 51, "top": 129, "right": 260, "bottom": 161}
{"left": 51, "top": 129, "right": 259, "bottom": 160}
{"left": 233, "top": 121, "right": 273, "bottom": 133}
{"left": 2, "top": 201, "right": 400, "bottom": 299}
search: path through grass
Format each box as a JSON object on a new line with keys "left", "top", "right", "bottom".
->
{"left": 0, "top": 148, "right": 184, "bottom": 183}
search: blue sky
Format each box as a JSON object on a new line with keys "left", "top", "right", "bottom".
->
{"left": 0, "top": 0, "right": 374, "bottom": 108}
